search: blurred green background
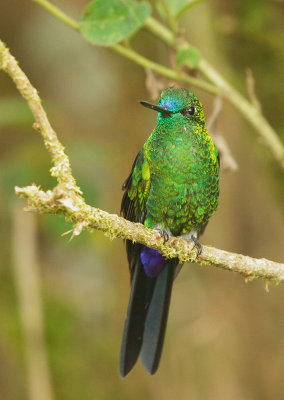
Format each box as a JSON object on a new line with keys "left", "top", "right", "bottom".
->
{"left": 1, "top": 1, "right": 284, "bottom": 399}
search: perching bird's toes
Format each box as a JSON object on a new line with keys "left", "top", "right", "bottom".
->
{"left": 156, "top": 228, "right": 170, "bottom": 244}
{"left": 191, "top": 235, "right": 202, "bottom": 256}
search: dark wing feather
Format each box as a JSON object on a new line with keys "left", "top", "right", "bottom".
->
{"left": 120, "top": 149, "right": 155, "bottom": 377}
{"left": 121, "top": 149, "right": 146, "bottom": 223}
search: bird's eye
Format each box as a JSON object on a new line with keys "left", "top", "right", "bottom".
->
{"left": 182, "top": 106, "right": 196, "bottom": 117}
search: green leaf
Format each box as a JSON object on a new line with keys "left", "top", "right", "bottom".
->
{"left": 157, "top": 0, "right": 204, "bottom": 19}
{"left": 176, "top": 47, "right": 200, "bottom": 69}
{"left": 79, "top": 0, "right": 151, "bottom": 46}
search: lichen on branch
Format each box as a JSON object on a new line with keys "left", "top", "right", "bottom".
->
{"left": 1, "top": 38, "right": 284, "bottom": 284}
{"left": 15, "top": 184, "right": 284, "bottom": 283}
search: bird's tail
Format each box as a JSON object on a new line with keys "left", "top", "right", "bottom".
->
{"left": 120, "top": 245, "right": 178, "bottom": 377}
{"left": 141, "top": 258, "right": 176, "bottom": 374}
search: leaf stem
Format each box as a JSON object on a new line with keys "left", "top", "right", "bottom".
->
{"left": 111, "top": 44, "right": 219, "bottom": 95}
{"left": 31, "top": 0, "right": 79, "bottom": 30}
{"left": 30, "top": 0, "right": 219, "bottom": 95}
{"left": 145, "top": 16, "right": 174, "bottom": 46}
{"left": 159, "top": 0, "right": 178, "bottom": 34}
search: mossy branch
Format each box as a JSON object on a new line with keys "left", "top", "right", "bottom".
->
{"left": 15, "top": 184, "right": 284, "bottom": 284}
{"left": 1, "top": 39, "right": 283, "bottom": 284}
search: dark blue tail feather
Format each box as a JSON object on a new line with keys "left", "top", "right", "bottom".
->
{"left": 120, "top": 242, "right": 178, "bottom": 377}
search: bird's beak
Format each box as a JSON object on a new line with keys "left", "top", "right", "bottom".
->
{"left": 140, "top": 101, "right": 173, "bottom": 117}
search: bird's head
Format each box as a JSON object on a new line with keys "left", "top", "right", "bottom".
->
{"left": 140, "top": 87, "right": 205, "bottom": 127}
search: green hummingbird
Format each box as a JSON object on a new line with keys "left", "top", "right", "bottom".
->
{"left": 120, "top": 87, "right": 219, "bottom": 377}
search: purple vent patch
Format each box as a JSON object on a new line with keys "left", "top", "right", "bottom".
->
{"left": 140, "top": 246, "right": 165, "bottom": 278}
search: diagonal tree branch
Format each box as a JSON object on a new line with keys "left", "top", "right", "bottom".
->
{"left": 0, "top": 39, "right": 283, "bottom": 283}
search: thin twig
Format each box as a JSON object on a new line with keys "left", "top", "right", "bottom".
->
{"left": 159, "top": 0, "right": 178, "bottom": 34}
{"left": 145, "top": 68, "right": 171, "bottom": 100}
{"left": 207, "top": 96, "right": 238, "bottom": 172}
{"left": 214, "top": 135, "right": 238, "bottom": 172}
{"left": 111, "top": 44, "right": 220, "bottom": 94}
{"left": 31, "top": 0, "right": 79, "bottom": 30}
{"left": 30, "top": 0, "right": 219, "bottom": 95}
{"left": 246, "top": 68, "right": 262, "bottom": 112}
{"left": 0, "top": 38, "right": 283, "bottom": 283}
{"left": 207, "top": 96, "right": 223, "bottom": 132}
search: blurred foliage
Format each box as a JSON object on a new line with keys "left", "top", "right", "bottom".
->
{"left": 155, "top": 0, "right": 205, "bottom": 18}
{"left": 176, "top": 47, "right": 201, "bottom": 69}
{"left": 0, "top": 0, "right": 284, "bottom": 399}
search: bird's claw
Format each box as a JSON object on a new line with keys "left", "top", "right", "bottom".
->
{"left": 191, "top": 235, "right": 202, "bottom": 256}
{"left": 156, "top": 228, "right": 169, "bottom": 244}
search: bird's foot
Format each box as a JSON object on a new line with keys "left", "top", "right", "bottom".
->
{"left": 191, "top": 235, "right": 202, "bottom": 256}
{"left": 155, "top": 228, "right": 170, "bottom": 244}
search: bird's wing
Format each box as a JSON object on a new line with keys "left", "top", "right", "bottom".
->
{"left": 120, "top": 148, "right": 155, "bottom": 377}
{"left": 121, "top": 148, "right": 150, "bottom": 225}
{"left": 121, "top": 148, "right": 151, "bottom": 278}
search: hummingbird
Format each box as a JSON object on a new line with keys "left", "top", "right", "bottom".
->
{"left": 120, "top": 87, "right": 219, "bottom": 377}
